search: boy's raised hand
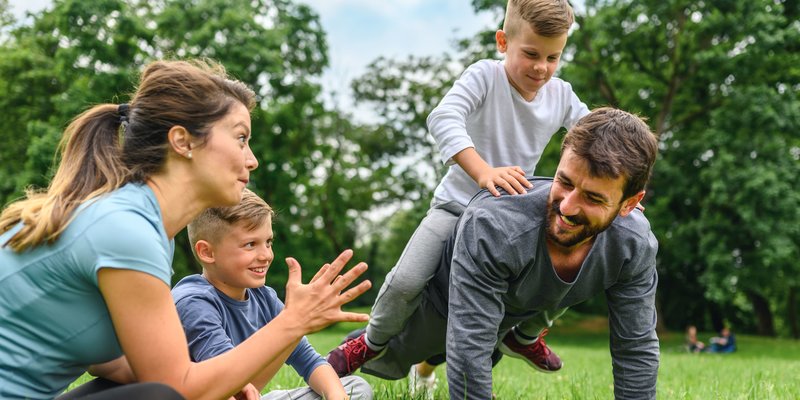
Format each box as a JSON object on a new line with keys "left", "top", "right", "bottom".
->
{"left": 479, "top": 166, "right": 533, "bottom": 197}
{"left": 282, "top": 249, "right": 371, "bottom": 334}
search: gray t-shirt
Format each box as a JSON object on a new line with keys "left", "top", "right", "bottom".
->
{"left": 427, "top": 178, "right": 660, "bottom": 400}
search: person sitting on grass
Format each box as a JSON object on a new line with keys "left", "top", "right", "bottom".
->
{"left": 347, "top": 108, "right": 661, "bottom": 400}
{"left": 0, "top": 59, "right": 370, "bottom": 400}
{"left": 708, "top": 327, "right": 736, "bottom": 353}
{"left": 172, "top": 188, "right": 373, "bottom": 400}
{"left": 685, "top": 325, "right": 706, "bottom": 353}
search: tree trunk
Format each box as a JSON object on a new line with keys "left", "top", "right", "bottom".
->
{"left": 709, "top": 302, "right": 724, "bottom": 333}
{"left": 746, "top": 290, "right": 776, "bottom": 337}
{"left": 788, "top": 287, "right": 799, "bottom": 340}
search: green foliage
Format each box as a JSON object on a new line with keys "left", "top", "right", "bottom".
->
{"left": 0, "top": 0, "right": 415, "bottom": 301}
{"left": 2, "top": 0, "right": 798, "bottom": 336}
{"left": 351, "top": 0, "right": 800, "bottom": 336}
{"left": 554, "top": 0, "right": 800, "bottom": 335}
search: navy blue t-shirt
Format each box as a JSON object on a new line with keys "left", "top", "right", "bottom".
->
{"left": 172, "top": 275, "right": 326, "bottom": 381}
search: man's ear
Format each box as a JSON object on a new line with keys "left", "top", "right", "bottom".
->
{"left": 619, "top": 191, "right": 646, "bottom": 217}
{"left": 167, "top": 125, "right": 194, "bottom": 159}
{"left": 495, "top": 29, "right": 508, "bottom": 53}
{"left": 195, "top": 240, "right": 215, "bottom": 264}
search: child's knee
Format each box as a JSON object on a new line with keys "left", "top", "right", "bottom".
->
{"left": 342, "top": 375, "right": 373, "bottom": 400}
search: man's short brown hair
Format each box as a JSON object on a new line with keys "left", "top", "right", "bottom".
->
{"left": 561, "top": 107, "right": 659, "bottom": 199}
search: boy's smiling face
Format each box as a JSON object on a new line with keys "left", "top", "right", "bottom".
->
{"left": 200, "top": 218, "right": 274, "bottom": 301}
{"left": 496, "top": 23, "right": 567, "bottom": 102}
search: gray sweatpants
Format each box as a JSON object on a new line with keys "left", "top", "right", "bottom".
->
{"left": 365, "top": 201, "right": 464, "bottom": 345}
{"left": 361, "top": 296, "right": 567, "bottom": 381}
{"left": 362, "top": 296, "right": 448, "bottom": 380}
{"left": 261, "top": 375, "right": 373, "bottom": 400}
{"left": 366, "top": 200, "right": 564, "bottom": 346}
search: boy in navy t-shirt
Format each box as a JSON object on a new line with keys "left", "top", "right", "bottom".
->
{"left": 172, "top": 189, "right": 372, "bottom": 400}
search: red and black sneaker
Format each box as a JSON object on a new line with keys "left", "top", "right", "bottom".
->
{"left": 326, "top": 332, "right": 385, "bottom": 377}
{"left": 499, "top": 328, "right": 562, "bottom": 372}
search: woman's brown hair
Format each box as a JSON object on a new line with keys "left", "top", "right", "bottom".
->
{"left": 0, "top": 59, "right": 256, "bottom": 251}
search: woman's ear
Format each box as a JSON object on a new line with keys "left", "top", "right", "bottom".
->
{"left": 167, "top": 125, "right": 194, "bottom": 159}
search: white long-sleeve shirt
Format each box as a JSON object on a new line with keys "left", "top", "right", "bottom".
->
{"left": 428, "top": 59, "right": 589, "bottom": 206}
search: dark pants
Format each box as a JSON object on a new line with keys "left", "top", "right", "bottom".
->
{"left": 360, "top": 296, "right": 503, "bottom": 380}
{"left": 56, "top": 378, "right": 185, "bottom": 400}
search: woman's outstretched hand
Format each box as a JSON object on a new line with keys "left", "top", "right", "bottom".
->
{"left": 282, "top": 249, "right": 371, "bottom": 334}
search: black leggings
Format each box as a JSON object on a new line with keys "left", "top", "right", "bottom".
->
{"left": 55, "top": 378, "right": 185, "bottom": 400}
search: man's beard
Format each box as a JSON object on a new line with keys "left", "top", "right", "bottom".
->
{"left": 545, "top": 200, "right": 617, "bottom": 248}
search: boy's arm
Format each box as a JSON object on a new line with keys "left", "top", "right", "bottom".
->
{"left": 307, "top": 364, "right": 349, "bottom": 400}
{"left": 452, "top": 147, "right": 532, "bottom": 196}
{"left": 427, "top": 62, "right": 487, "bottom": 166}
{"left": 428, "top": 61, "right": 532, "bottom": 197}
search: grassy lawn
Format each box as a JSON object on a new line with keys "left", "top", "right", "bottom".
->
{"left": 68, "top": 313, "right": 800, "bottom": 399}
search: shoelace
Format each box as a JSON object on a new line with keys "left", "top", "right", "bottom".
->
{"left": 533, "top": 328, "right": 551, "bottom": 356}
{"left": 344, "top": 338, "right": 372, "bottom": 370}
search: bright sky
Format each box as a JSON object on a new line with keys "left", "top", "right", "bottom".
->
{"left": 8, "top": 0, "right": 498, "bottom": 121}
{"left": 299, "top": 0, "right": 497, "bottom": 118}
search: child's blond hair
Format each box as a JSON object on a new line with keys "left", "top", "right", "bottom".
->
{"left": 187, "top": 188, "right": 274, "bottom": 260}
{"left": 503, "top": 0, "right": 574, "bottom": 38}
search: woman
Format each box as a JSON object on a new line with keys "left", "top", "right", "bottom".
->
{"left": 0, "top": 59, "right": 370, "bottom": 400}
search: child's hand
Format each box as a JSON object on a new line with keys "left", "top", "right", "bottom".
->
{"left": 282, "top": 249, "right": 372, "bottom": 334}
{"left": 478, "top": 166, "right": 532, "bottom": 197}
{"left": 230, "top": 383, "right": 260, "bottom": 400}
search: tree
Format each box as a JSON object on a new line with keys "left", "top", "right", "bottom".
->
{"left": 557, "top": 0, "right": 800, "bottom": 335}
{"left": 0, "top": 0, "right": 414, "bottom": 302}
{"left": 364, "top": 0, "right": 800, "bottom": 335}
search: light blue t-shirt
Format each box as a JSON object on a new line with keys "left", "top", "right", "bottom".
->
{"left": 0, "top": 183, "right": 174, "bottom": 399}
{"left": 172, "top": 274, "right": 327, "bottom": 382}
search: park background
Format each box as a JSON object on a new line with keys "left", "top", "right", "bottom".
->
{"left": 1, "top": 0, "right": 799, "bottom": 398}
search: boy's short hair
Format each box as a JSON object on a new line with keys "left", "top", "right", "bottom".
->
{"left": 503, "top": 0, "right": 574, "bottom": 38}
{"left": 187, "top": 188, "right": 274, "bottom": 259}
{"left": 561, "top": 107, "right": 658, "bottom": 200}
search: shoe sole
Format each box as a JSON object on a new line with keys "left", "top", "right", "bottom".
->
{"left": 498, "top": 342, "right": 562, "bottom": 373}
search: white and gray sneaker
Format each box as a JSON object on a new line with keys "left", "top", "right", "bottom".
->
{"left": 407, "top": 364, "right": 437, "bottom": 400}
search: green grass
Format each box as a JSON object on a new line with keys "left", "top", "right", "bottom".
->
{"left": 68, "top": 314, "right": 800, "bottom": 399}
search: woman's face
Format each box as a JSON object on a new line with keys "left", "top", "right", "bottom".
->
{"left": 191, "top": 102, "right": 258, "bottom": 207}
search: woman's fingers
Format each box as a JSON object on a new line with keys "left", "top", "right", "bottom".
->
{"left": 338, "top": 280, "right": 372, "bottom": 305}
{"left": 336, "top": 311, "right": 371, "bottom": 323}
{"left": 285, "top": 257, "right": 302, "bottom": 285}
{"left": 320, "top": 249, "right": 354, "bottom": 282}
{"left": 309, "top": 263, "right": 331, "bottom": 284}
{"left": 328, "top": 262, "right": 368, "bottom": 290}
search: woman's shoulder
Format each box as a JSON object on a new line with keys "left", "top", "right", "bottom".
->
{"left": 73, "top": 183, "right": 163, "bottom": 235}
